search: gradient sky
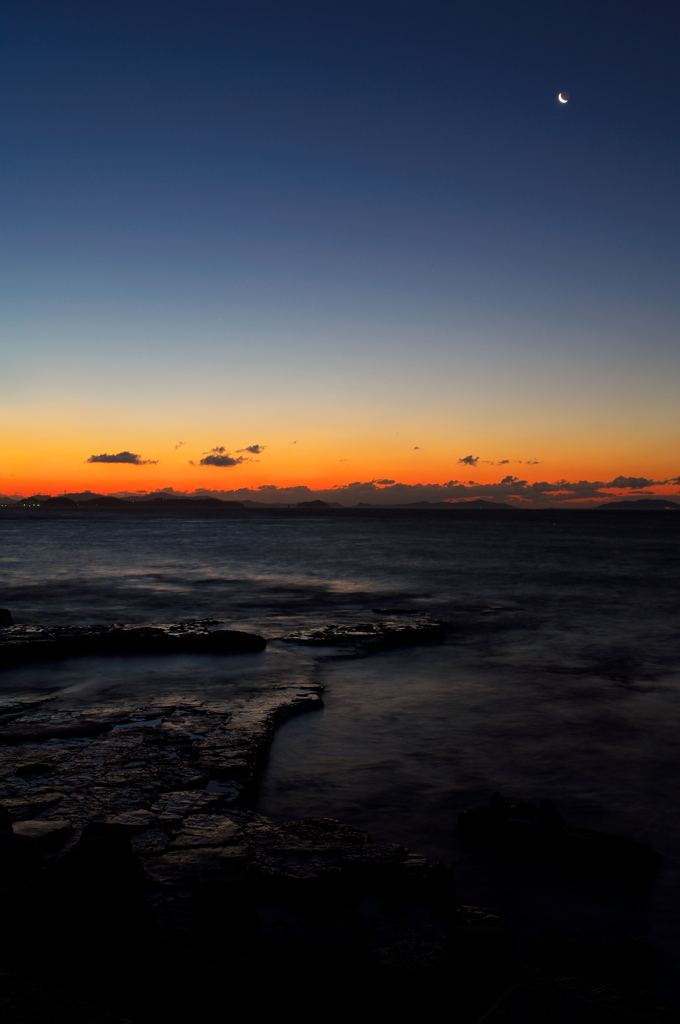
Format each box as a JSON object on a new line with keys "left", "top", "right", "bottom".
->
{"left": 2, "top": 0, "right": 679, "bottom": 504}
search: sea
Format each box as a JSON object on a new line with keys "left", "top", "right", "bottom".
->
{"left": 1, "top": 506, "right": 679, "bottom": 997}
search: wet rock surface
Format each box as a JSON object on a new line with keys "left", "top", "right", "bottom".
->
{"left": 0, "top": 618, "right": 266, "bottom": 664}
{"left": 280, "top": 615, "right": 449, "bottom": 649}
{"left": 0, "top": 684, "right": 321, "bottom": 829}
{"left": 0, "top": 674, "right": 466, "bottom": 1020}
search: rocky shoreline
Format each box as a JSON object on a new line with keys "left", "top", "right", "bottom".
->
{"left": 0, "top": 612, "right": 451, "bottom": 664}
{"left": 0, "top": 620, "right": 677, "bottom": 1022}
{"left": 0, "top": 618, "right": 266, "bottom": 665}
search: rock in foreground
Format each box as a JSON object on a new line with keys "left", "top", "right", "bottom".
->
{"left": 0, "top": 803, "right": 485, "bottom": 1023}
{"left": 0, "top": 619, "right": 266, "bottom": 664}
{"left": 280, "top": 616, "right": 449, "bottom": 649}
{"left": 459, "top": 793, "right": 661, "bottom": 883}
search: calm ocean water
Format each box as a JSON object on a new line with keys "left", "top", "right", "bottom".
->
{"left": 2, "top": 507, "right": 680, "bottom": 995}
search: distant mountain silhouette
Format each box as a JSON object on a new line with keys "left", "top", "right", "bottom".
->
{"left": 9, "top": 493, "right": 676, "bottom": 513}
{"left": 354, "top": 499, "right": 517, "bottom": 509}
{"left": 239, "top": 500, "right": 291, "bottom": 508}
{"left": 71, "top": 496, "right": 244, "bottom": 508}
{"left": 13, "top": 495, "right": 247, "bottom": 508}
{"left": 78, "top": 496, "right": 130, "bottom": 506}
{"left": 141, "top": 497, "right": 243, "bottom": 508}
{"left": 444, "top": 499, "right": 518, "bottom": 510}
{"left": 595, "top": 498, "right": 680, "bottom": 510}
{"left": 62, "top": 491, "right": 107, "bottom": 501}
{"left": 238, "top": 499, "right": 345, "bottom": 508}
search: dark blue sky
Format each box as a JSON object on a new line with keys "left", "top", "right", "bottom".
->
{"left": 3, "top": 0, "right": 679, "bottom": 497}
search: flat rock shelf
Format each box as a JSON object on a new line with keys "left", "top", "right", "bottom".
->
{"left": 0, "top": 619, "right": 266, "bottom": 665}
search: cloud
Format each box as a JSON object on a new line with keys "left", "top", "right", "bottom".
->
{"left": 87, "top": 451, "right": 157, "bottom": 465}
{"left": 198, "top": 454, "right": 245, "bottom": 467}
{"left": 458, "top": 455, "right": 479, "bottom": 466}
{"left": 483, "top": 458, "right": 541, "bottom": 466}
{"left": 413, "top": 446, "right": 421, "bottom": 450}
{"left": 237, "top": 444, "right": 267, "bottom": 454}
{"left": 67, "top": 473, "right": 678, "bottom": 508}
{"left": 606, "top": 476, "right": 657, "bottom": 489}
{"left": 193, "top": 445, "right": 248, "bottom": 467}
{"left": 174, "top": 441, "right": 185, "bottom": 449}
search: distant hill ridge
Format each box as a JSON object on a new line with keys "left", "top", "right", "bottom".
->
{"left": 594, "top": 498, "right": 680, "bottom": 510}
{"left": 13, "top": 495, "right": 244, "bottom": 508}
{"left": 354, "top": 499, "right": 518, "bottom": 509}
{"left": 3, "top": 494, "right": 678, "bottom": 510}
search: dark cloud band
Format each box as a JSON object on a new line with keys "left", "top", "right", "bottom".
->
{"left": 87, "top": 451, "right": 157, "bottom": 465}
{"left": 237, "top": 444, "right": 266, "bottom": 455}
{"left": 198, "top": 454, "right": 245, "bottom": 467}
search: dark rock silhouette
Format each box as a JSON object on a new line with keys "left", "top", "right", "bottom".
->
{"left": 12, "top": 819, "right": 76, "bottom": 852}
{"left": 0, "top": 608, "right": 12, "bottom": 627}
{"left": 443, "top": 920, "right": 520, "bottom": 1005}
{"left": 295, "top": 499, "right": 331, "bottom": 508}
{"left": 528, "top": 928, "right": 659, "bottom": 988}
{"left": 459, "top": 793, "right": 661, "bottom": 882}
{"left": 0, "top": 619, "right": 266, "bottom": 665}
{"left": 0, "top": 805, "right": 461, "bottom": 1021}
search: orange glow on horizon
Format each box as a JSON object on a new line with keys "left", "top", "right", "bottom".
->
{"left": 2, "top": 418, "right": 678, "bottom": 502}
{"left": 4, "top": 461, "right": 679, "bottom": 504}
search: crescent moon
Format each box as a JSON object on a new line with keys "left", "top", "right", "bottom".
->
{"left": 558, "top": 92, "right": 569, "bottom": 104}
